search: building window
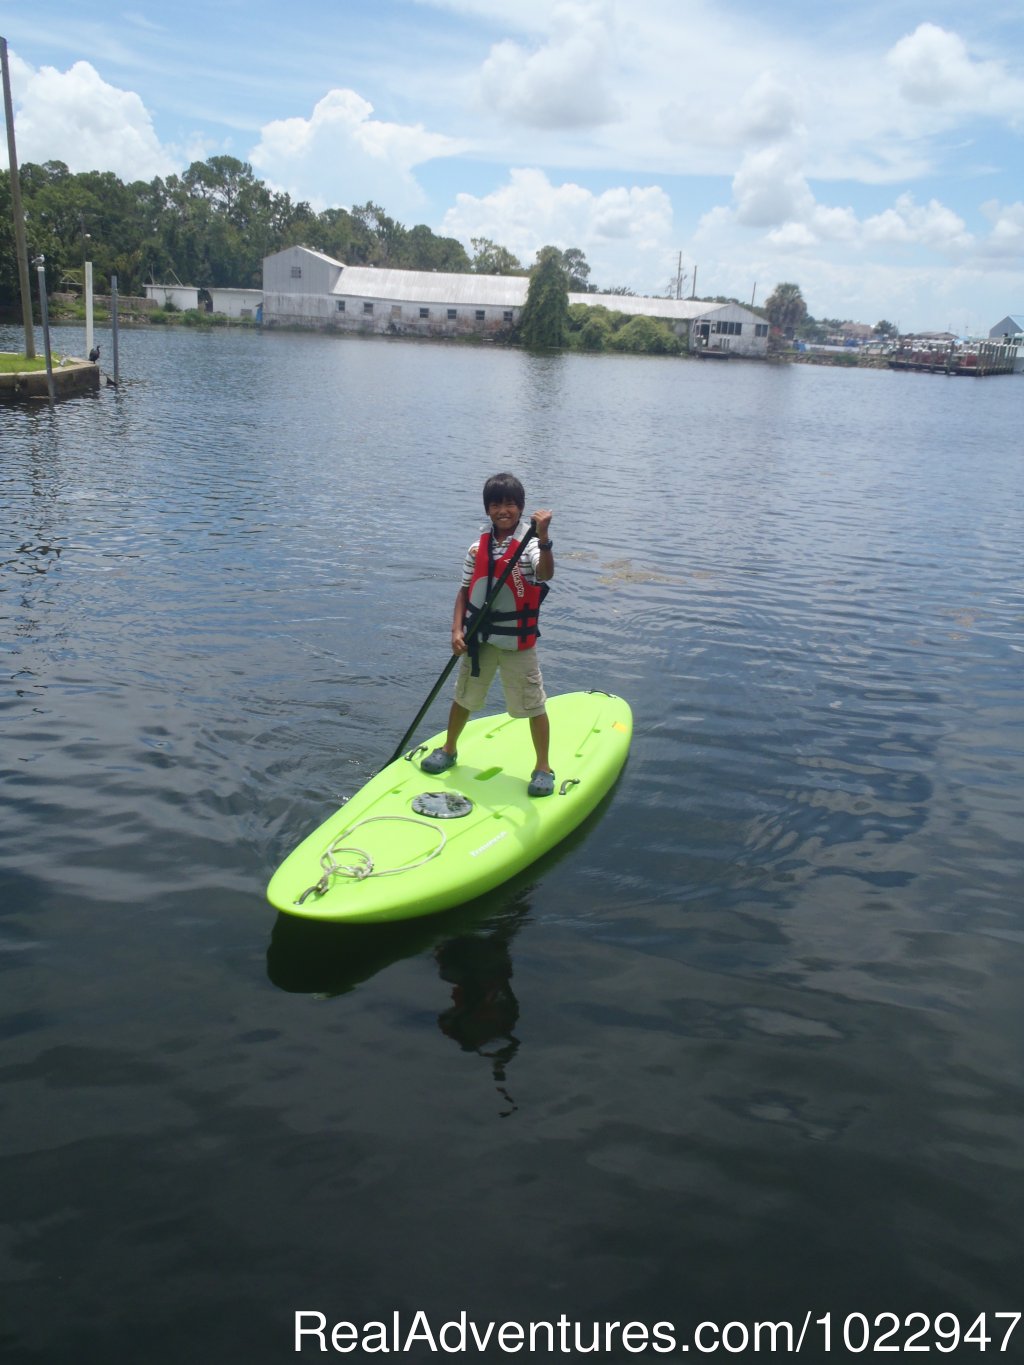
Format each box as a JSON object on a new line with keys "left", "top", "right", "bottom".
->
{"left": 336, "top": 300, "right": 346, "bottom": 312}
{"left": 503, "top": 311, "right": 513, "bottom": 322}
{"left": 391, "top": 305, "right": 402, "bottom": 319}
{"left": 447, "top": 309, "right": 458, "bottom": 320}
{"left": 475, "top": 310, "right": 486, "bottom": 321}
{"left": 420, "top": 308, "right": 430, "bottom": 319}
{"left": 363, "top": 302, "right": 374, "bottom": 315}
{"left": 290, "top": 266, "right": 302, "bottom": 279}
{"left": 755, "top": 323, "right": 768, "bottom": 337}
{"left": 713, "top": 320, "right": 743, "bottom": 336}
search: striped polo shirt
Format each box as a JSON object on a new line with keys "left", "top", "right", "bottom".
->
{"left": 460, "top": 518, "right": 543, "bottom": 587}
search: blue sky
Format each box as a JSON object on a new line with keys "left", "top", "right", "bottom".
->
{"left": 3, "top": 0, "right": 1023, "bottom": 331}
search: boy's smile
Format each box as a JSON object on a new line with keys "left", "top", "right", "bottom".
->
{"left": 487, "top": 499, "right": 521, "bottom": 539}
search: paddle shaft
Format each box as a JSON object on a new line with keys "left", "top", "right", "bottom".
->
{"left": 384, "top": 522, "right": 538, "bottom": 766}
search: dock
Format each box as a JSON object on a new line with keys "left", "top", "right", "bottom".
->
{"left": 888, "top": 340, "right": 1017, "bottom": 376}
{"left": 0, "top": 357, "right": 101, "bottom": 402}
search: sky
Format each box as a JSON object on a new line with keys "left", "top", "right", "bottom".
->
{"left": 2, "top": 0, "right": 1023, "bottom": 333}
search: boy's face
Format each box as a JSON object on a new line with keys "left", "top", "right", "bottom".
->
{"left": 487, "top": 497, "right": 522, "bottom": 537}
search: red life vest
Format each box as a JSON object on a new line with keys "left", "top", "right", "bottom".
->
{"left": 464, "top": 528, "right": 547, "bottom": 669}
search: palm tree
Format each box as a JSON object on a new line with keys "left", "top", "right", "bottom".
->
{"left": 765, "top": 282, "right": 807, "bottom": 339}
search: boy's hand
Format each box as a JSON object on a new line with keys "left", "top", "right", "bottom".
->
{"left": 532, "top": 509, "right": 553, "bottom": 541}
{"left": 452, "top": 627, "right": 467, "bottom": 655}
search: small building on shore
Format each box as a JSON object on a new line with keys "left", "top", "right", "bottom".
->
{"left": 989, "top": 314, "right": 1024, "bottom": 340}
{"left": 145, "top": 283, "right": 200, "bottom": 311}
{"left": 260, "top": 246, "right": 769, "bottom": 358}
{"left": 144, "top": 283, "right": 262, "bottom": 318}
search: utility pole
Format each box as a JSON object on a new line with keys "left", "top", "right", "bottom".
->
{"left": 1, "top": 36, "right": 35, "bottom": 358}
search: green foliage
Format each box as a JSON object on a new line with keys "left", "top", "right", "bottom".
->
{"left": 566, "top": 302, "right": 682, "bottom": 355}
{"left": 560, "top": 247, "right": 592, "bottom": 292}
{"left": 764, "top": 282, "right": 808, "bottom": 339}
{"left": 567, "top": 304, "right": 618, "bottom": 351}
{"left": 607, "top": 315, "right": 681, "bottom": 355}
{"left": 470, "top": 237, "right": 524, "bottom": 275}
{"left": 577, "top": 311, "right": 613, "bottom": 351}
{"left": 0, "top": 158, "right": 479, "bottom": 310}
{"left": 517, "top": 248, "right": 570, "bottom": 348}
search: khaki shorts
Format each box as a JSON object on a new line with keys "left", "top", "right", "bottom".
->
{"left": 454, "top": 643, "right": 547, "bottom": 719}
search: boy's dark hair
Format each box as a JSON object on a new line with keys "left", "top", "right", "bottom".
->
{"left": 482, "top": 472, "right": 525, "bottom": 512}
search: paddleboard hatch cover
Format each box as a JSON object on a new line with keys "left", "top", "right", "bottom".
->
{"left": 266, "top": 689, "right": 632, "bottom": 923}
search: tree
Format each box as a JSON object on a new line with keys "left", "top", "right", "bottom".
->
{"left": 351, "top": 202, "right": 406, "bottom": 265}
{"left": 470, "top": 237, "right": 523, "bottom": 275}
{"left": 517, "top": 246, "right": 569, "bottom": 348}
{"left": 403, "top": 224, "right": 471, "bottom": 273}
{"left": 874, "top": 319, "right": 897, "bottom": 338}
{"left": 764, "top": 282, "right": 807, "bottom": 339}
{"left": 560, "top": 246, "right": 592, "bottom": 293}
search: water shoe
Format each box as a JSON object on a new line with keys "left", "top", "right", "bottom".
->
{"left": 421, "top": 747, "right": 457, "bottom": 774}
{"left": 527, "top": 769, "right": 555, "bottom": 797}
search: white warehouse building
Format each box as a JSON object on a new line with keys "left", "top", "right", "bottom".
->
{"left": 261, "top": 246, "right": 769, "bottom": 358}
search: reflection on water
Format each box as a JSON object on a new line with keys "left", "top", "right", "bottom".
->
{"left": 3, "top": 324, "right": 1024, "bottom": 1361}
{"left": 268, "top": 902, "right": 526, "bottom": 1116}
{"left": 436, "top": 919, "right": 522, "bottom": 1117}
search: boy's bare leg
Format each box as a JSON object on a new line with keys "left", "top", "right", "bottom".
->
{"left": 529, "top": 711, "right": 552, "bottom": 772}
{"left": 441, "top": 701, "right": 470, "bottom": 755}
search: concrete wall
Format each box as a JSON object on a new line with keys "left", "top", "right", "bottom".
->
{"left": 0, "top": 360, "right": 100, "bottom": 402}
{"left": 322, "top": 295, "right": 519, "bottom": 338}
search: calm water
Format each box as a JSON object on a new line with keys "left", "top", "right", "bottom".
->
{"left": 2, "top": 324, "right": 1023, "bottom": 1363}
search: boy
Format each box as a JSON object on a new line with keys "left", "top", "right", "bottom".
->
{"left": 421, "top": 473, "right": 556, "bottom": 796}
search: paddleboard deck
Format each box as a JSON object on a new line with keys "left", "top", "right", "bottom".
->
{"left": 267, "top": 689, "right": 632, "bottom": 923}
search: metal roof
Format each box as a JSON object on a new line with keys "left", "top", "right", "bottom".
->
{"left": 332, "top": 267, "right": 528, "bottom": 307}
{"left": 329, "top": 270, "right": 749, "bottom": 322}
{"left": 570, "top": 293, "right": 734, "bottom": 321}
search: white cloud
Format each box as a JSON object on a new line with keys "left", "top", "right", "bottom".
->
{"left": 734, "top": 73, "right": 806, "bottom": 146}
{"left": 248, "top": 89, "right": 470, "bottom": 216}
{"left": 1, "top": 55, "right": 175, "bottom": 181}
{"left": 441, "top": 167, "right": 674, "bottom": 287}
{"left": 885, "top": 23, "right": 1024, "bottom": 117}
{"left": 732, "top": 146, "right": 816, "bottom": 229}
{"left": 661, "top": 71, "right": 805, "bottom": 154}
{"left": 976, "top": 199, "right": 1024, "bottom": 260}
{"left": 862, "top": 193, "right": 974, "bottom": 253}
{"left": 477, "top": 0, "right": 620, "bottom": 129}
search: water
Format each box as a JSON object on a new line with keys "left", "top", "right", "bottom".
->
{"left": 2, "top": 325, "right": 1023, "bottom": 1363}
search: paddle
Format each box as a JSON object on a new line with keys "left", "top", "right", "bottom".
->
{"left": 383, "top": 520, "right": 538, "bottom": 767}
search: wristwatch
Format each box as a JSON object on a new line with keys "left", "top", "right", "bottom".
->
{"left": 537, "top": 539, "right": 553, "bottom": 551}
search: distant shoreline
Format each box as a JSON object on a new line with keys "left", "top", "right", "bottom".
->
{"left": 2, "top": 306, "right": 897, "bottom": 369}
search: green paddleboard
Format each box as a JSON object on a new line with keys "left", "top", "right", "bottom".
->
{"left": 267, "top": 689, "right": 632, "bottom": 923}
